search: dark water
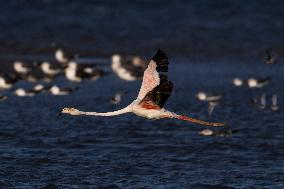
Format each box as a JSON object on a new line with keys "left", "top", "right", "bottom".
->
{"left": 0, "top": 0, "right": 284, "bottom": 57}
{"left": 0, "top": 1, "right": 284, "bottom": 188}
{"left": 0, "top": 59, "right": 284, "bottom": 188}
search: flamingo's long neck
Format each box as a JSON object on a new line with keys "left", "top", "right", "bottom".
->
{"left": 79, "top": 106, "right": 131, "bottom": 116}
{"left": 174, "top": 114, "right": 225, "bottom": 127}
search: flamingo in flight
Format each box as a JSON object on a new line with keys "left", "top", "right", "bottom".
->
{"left": 61, "top": 49, "right": 224, "bottom": 127}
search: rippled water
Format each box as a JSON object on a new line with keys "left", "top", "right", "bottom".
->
{"left": 0, "top": 58, "right": 283, "bottom": 188}
{"left": 0, "top": 1, "right": 284, "bottom": 188}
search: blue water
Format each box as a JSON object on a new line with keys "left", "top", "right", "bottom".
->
{"left": 0, "top": 0, "right": 284, "bottom": 57}
{"left": 0, "top": 1, "right": 284, "bottom": 188}
{"left": 0, "top": 59, "right": 283, "bottom": 188}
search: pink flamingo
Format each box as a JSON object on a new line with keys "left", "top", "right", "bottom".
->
{"left": 61, "top": 49, "right": 224, "bottom": 127}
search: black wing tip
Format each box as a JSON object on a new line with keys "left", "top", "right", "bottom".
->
{"left": 161, "top": 80, "right": 174, "bottom": 90}
{"left": 154, "top": 79, "right": 174, "bottom": 107}
{"left": 142, "top": 76, "right": 174, "bottom": 108}
{"left": 152, "top": 49, "right": 169, "bottom": 72}
{"left": 159, "top": 74, "right": 168, "bottom": 82}
{"left": 152, "top": 49, "right": 167, "bottom": 61}
{"left": 159, "top": 75, "right": 174, "bottom": 90}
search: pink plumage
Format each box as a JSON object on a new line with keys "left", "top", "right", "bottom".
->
{"left": 62, "top": 49, "right": 225, "bottom": 127}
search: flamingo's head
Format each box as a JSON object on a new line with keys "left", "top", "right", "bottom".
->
{"left": 61, "top": 107, "right": 81, "bottom": 115}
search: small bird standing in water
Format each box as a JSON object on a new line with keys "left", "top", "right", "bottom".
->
{"left": 249, "top": 93, "right": 267, "bottom": 109}
{"left": 265, "top": 49, "right": 278, "bottom": 64}
{"left": 247, "top": 76, "right": 270, "bottom": 88}
{"left": 271, "top": 94, "right": 279, "bottom": 112}
{"left": 196, "top": 92, "right": 222, "bottom": 116}
{"left": 0, "top": 95, "right": 7, "bottom": 101}
{"left": 111, "top": 54, "right": 145, "bottom": 81}
{"left": 62, "top": 50, "right": 225, "bottom": 127}
{"left": 110, "top": 91, "right": 126, "bottom": 105}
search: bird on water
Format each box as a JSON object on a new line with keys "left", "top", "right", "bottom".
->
{"left": 61, "top": 49, "right": 225, "bottom": 127}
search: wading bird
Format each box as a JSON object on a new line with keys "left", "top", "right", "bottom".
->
{"left": 62, "top": 49, "right": 224, "bottom": 127}
{"left": 196, "top": 91, "right": 223, "bottom": 116}
{"left": 111, "top": 54, "right": 145, "bottom": 81}
{"left": 265, "top": 49, "right": 277, "bottom": 64}
{"left": 271, "top": 94, "right": 279, "bottom": 112}
{"left": 247, "top": 76, "right": 270, "bottom": 88}
{"left": 110, "top": 91, "right": 126, "bottom": 105}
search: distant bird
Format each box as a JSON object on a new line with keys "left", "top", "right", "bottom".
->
{"left": 55, "top": 49, "right": 72, "bottom": 65}
{"left": 199, "top": 128, "right": 237, "bottom": 137}
{"left": 111, "top": 54, "right": 145, "bottom": 81}
{"left": 23, "top": 71, "right": 43, "bottom": 83}
{"left": 265, "top": 49, "right": 277, "bottom": 64}
{"left": 199, "top": 129, "right": 214, "bottom": 136}
{"left": 40, "top": 61, "right": 62, "bottom": 77}
{"left": 65, "top": 61, "right": 104, "bottom": 82}
{"left": 14, "top": 88, "right": 37, "bottom": 97}
{"left": 64, "top": 61, "right": 81, "bottom": 82}
{"left": 13, "top": 61, "right": 34, "bottom": 75}
{"left": 196, "top": 92, "right": 222, "bottom": 102}
{"left": 49, "top": 85, "right": 76, "bottom": 95}
{"left": 232, "top": 77, "right": 244, "bottom": 87}
{"left": 271, "top": 94, "right": 279, "bottom": 111}
{"left": 0, "top": 95, "right": 7, "bottom": 101}
{"left": 207, "top": 101, "right": 220, "bottom": 116}
{"left": 259, "top": 93, "right": 266, "bottom": 109}
{"left": 110, "top": 91, "right": 125, "bottom": 105}
{"left": 33, "top": 84, "right": 49, "bottom": 93}
{"left": 196, "top": 92, "right": 222, "bottom": 116}
{"left": 249, "top": 93, "right": 266, "bottom": 109}
{"left": 0, "top": 73, "right": 18, "bottom": 89}
{"left": 247, "top": 76, "right": 270, "bottom": 88}
{"left": 62, "top": 49, "right": 225, "bottom": 127}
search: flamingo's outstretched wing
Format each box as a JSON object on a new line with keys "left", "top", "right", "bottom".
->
{"left": 137, "top": 49, "right": 169, "bottom": 100}
{"left": 139, "top": 75, "right": 174, "bottom": 109}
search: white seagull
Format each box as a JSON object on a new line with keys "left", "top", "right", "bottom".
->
{"left": 40, "top": 61, "right": 62, "bottom": 76}
{"left": 33, "top": 84, "right": 49, "bottom": 93}
{"left": 61, "top": 50, "right": 224, "bottom": 127}
{"left": 271, "top": 94, "right": 279, "bottom": 112}
{"left": 247, "top": 76, "right": 270, "bottom": 88}
{"left": 49, "top": 85, "right": 76, "bottom": 95}
{"left": 0, "top": 73, "right": 18, "bottom": 89}
{"left": 55, "top": 49, "right": 70, "bottom": 65}
{"left": 232, "top": 77, "right": 244, "bottom": 87}
{"left": 111, "top": 54, "right": 145, "bottom": 81}
{"left": 65, "top": 61, "right": 105, "bottom": 82}
{"left": 14, "top": 88, "right": 37, "bottom": 97}
{"left": 13, "top": 61, "right": 33, "bottom": 75}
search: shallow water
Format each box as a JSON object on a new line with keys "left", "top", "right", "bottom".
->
{"left": 0, "top": 58, "right": 283, "bottom": 188}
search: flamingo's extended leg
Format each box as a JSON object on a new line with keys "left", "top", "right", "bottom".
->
{"left": 174, "top": 115, "right": 225, "bottom": 127}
